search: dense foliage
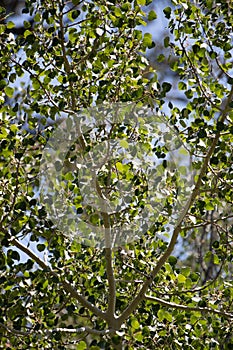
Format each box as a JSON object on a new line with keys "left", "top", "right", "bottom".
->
{"left": 0, "top": 0, "right": 232, "bottom": 349}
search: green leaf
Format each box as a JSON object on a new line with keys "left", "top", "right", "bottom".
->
{"left": 178, "top": 274, "right": 186, "bottom": 283}
{"left": 157, "top": 54, "right": 165, "bottom": 63}
{"left": 164, "top": 311, "right": 173, "bottom": 322}
{"left": 114, "top": 7, "right": 122, "bottom": 17}
{"left": 11, "top": 250, "right": 20, "bottom": 261}
{"left": 216, "top": 121, "right": 225, "bottom": 131}
{"left": 0, "top": 24, "right": 6, "bottom": 35}
{"left": 210, "top": 157, "right": 219, "bottom": 165}
{"left": 119, "top": 139, "right": 129, "bottom": 149}
{"left": 213, "top": 254, "right": 220, "bottom": 265}
{"left": 181, "top": 267, "right": 191, "bottom": 277}
{"left": 212, "top": 241, "right": 220, "bottom": 249}
{"left": 190, "top": 272, "right": 199, "bottom": 282}
{"left": 76, "top": 341, "right": 87, "bottom": 350}
{"left": 116, "top": 162, "right": 124, "bottom": 172}
{"left": 134, "top": 332, "right": 143, "bottom": 341}
{"left": 137, "top": 0, "right": 146, "bottom": 5}
{"left": 158, "top": 309, "right": 165, "bottom": 321}
{"left": 178, "top": 81, "right": 187, "bottom": 90}
{"left": 163, "top": 7, "right": 171, "bottom": 19}
{"left": 23, "top": 20, "right": 31, "bottom": 29}
{"left": 0, "top": 80, "right": 7, "bottom": 89}
{"left": 42, "top": 279, "right": 49, "bottom": 289}
{"left": 34, "top": 12, "right": 41, "bottom": 22}
{"left": 0, "top": 6, "right": 6, "bottom": 15}
{"left": 164, "top": 36, "right": 170, "bottom": 48}
{"left": 32, "top": 80, "right": 40, "bottom": 90}
{"left": 162, "top": 82, "right": 172, "bottom": 92}
{"left": 37, "top": 244, "right": 46, "bottom": 252}
{"left": 143, "top": 33, "right": 153, "bottom": 48}
{"left": 168, "top": 256, "right": 177, "bottom": 266}
{"left": 15, "top": 201, "right": 27, "bottom": 211}
{"left": 4, "top": 86, "right": 14, "bottom": 97}
{"left": 24, "top": 29, "right": 32, "bottom": 38}
{"left": 6, "top": 21, "right": 15, "bottom": 29}
{"left": 148, "top": 10, "right": 157, "bottom": 21}
{"left": 131, "top": 318, "right": 140, "bottom": 329}
{"left": 205, "top": 201, "right": 214, "bottom": 210}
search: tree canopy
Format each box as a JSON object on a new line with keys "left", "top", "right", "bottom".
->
{"left": 0, "top": 0, "right": 233, "bottom": 349}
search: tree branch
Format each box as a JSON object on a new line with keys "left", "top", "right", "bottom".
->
{"left": 116, "top": 85, "right": 233, "bottom": 327}
{"left": 58, "top": 8, "right": 87, "bottom": 150}
{"left": 105, "top": 246, "right": 116, "bottom": 319}
{"left": 0, "top": 322, "right": 114, "bottom": 337}
{"left": 0, "top": 322, "right": 29, "bottom": 337}
{"left": 9, "top": 57, "right": 60, "bottom": 110}
{"left": 179, "top": 38, "right": 221, "bottom": 111}
{"left": 145, "top": 295, "right": 233, "bottom": 319}
{"left": 46, "top": 326, "right": 115, "bottom": 335}
{"left": 0, "top": 228, "right": 107, "bottom": 321}
{"left": 102, "top": 213, "right": 116, "bottom": 320}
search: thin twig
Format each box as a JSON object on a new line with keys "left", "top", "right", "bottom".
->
{"left": 0, "top": 322, "right": 30, "bottom": 336}
{"left": 0, "top": 322, "right": 114, "bottom": 337}
{"left": 145, "top": 295, "right": 233, "bottom": 319}
{"left": 9, "top": 57, "right": 59, "bottom": 110}
{"left": 46, "top": 326, "right": 115, "bottom": 335}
